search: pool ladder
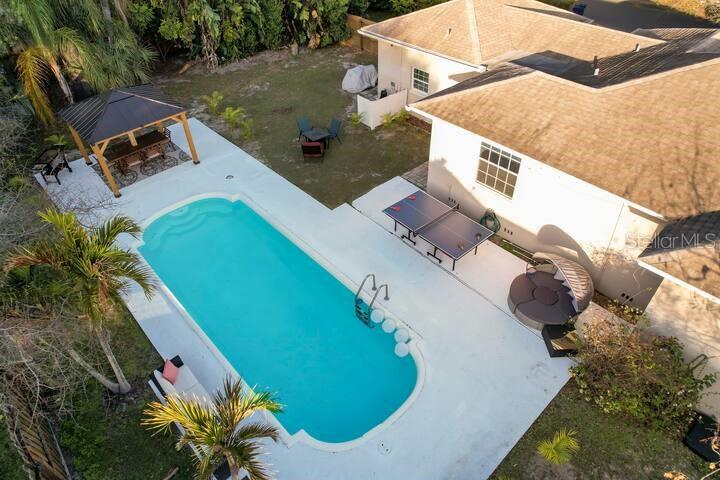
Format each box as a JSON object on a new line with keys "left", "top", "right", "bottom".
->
{"left": 354, "top": 274, "right": 389, "bottom": 327}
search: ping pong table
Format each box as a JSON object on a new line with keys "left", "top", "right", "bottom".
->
{"left": 383, "top": 190, "right": 494, "bottom": 270}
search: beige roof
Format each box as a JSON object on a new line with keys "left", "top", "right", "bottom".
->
{"left": 411, "top": 59, "right": 720, "bottom": 218}
{"left": 359, "top": 0, "right": 660, "bottom": 66}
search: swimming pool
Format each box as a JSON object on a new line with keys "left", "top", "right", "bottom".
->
{"left": 139, "top": 197, "right": 418, "bottom": 444}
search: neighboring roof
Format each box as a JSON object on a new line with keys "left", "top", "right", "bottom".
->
{"left": 639, "top": 212, "right": 720, "bottom": 300}
{"left": 359, "top": 0, "right": 660, "bottom": 66}
{"left": 411, "top": 57, "right": 720, "bottom": 218}
{"left": 557, "top": 28, "right": 719, "bottom": 87}
{"left": 58, "top": 84, "right": 187, "bottom": 145}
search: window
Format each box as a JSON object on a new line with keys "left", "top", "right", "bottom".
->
{"left": 476, "top": 142, "right": 521, "bottom": 198}
{"left": 412, "top": 68, "right": 430, "bottom": 94}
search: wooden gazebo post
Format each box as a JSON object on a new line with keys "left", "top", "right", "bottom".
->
{"left": 89, "top": 141, "right": 121, "bottom": 198}
{"left": 68, "top": 125, "right": 92, "bottom": 165}
{"left": 178, "top": 112, "right": 200, "bottom": 164}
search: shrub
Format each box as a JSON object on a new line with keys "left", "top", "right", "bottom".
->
{"left": 221, "top": 106, "right": 246, "bottom": 128}
{"left": 348, "top": 111, "right": 364, "bottom": 126}
{"left": 44, "top": 134, "right": 67, "bottom": 147}
{"left": 707, "top": 1, "right": 720, "bottom": 23}
{"left": 381, "top": 112, "right": 395, "bottom": 127}
{"left": 394, "top": 108, "right": 411, "bottom": 122}
{"left": 260, "top": 0, "right": 285, "bottom": 49}
{"left": 570, "top": 320, "right": 715, "bottom": 433}
{"left": 349, "top": 0, "right": 371, "bottom": 14}
{"left": 201, "top": 91, "right": 224, "bottom": 115}
{"left": 240, "top": 118, "right": 254, "bottom": 140}
{"left": 537, "top": 429, "right": 580, "bottom": 465}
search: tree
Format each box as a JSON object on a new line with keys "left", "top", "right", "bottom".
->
{"left": 3, "top": 210, "right": 155, "bottom": 394}
{"left": 142, "top": 376, "right": 282, "bottom": 480}
{"left": 6, "top": 0, "right": 155, "bottom": 124}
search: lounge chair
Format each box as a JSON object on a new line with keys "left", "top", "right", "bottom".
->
{"left": 296, "top": 116, "right": 312, "bottom": 141}
{"left": 34, "top": 146, "right": 71, "bottom": 185}
{"left": 301, "top": 141, "right": 324, "bottom": 160}
{"left": 328, "top": 118, "right": 342, "bottom": 144}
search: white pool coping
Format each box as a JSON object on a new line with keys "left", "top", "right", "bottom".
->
{"left": 133, "top": 191, "right": 427, "bottom": 453}
{"left": 42, "top": 118, "right": 571, "bottom": 480}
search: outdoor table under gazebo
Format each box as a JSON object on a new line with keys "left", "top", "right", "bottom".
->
{"left": 58, "top": 84, "right": 199, "bottom": 197}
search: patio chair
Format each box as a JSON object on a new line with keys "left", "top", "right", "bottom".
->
{"left": 34, "top": 146, "right": 71, "bottom": 185}
{"left": 328, "top": 118, "right": 342, "bottom": 144}
{"left": 296, "top": 116, "right": 312, "bottom": 140}
{"left": 301, "top": 141, "right": 324, "bottom": 160}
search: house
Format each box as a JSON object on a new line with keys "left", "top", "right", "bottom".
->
{"left": 362, "top": 0, "right": 720, "bottom": 413}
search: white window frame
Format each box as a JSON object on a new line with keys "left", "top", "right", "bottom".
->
{"left": 476, "top": 141, "right": 521, "bottom": 198}
{"left": 412, "top": 67, "right": 430, "bottom": 94}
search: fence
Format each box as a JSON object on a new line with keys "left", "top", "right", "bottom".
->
{"left": 344, "top": 14, "right": 378, "bottom": 54}
{"left": 2, "top": 384, "right": 69, "bottom": 480}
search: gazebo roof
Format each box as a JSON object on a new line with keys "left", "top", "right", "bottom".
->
{"left": 58, "top": 84, "right": 187, "bottom": 145}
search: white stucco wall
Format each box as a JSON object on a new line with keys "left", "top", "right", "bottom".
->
{"left": 376, "top": 40, "right": 476, "bottom": 104}
{"left": 646, "top": 280, "right": 720, "bottom": 416}
{"left": 425, "top": 118, "right": 664, "bottom": 307}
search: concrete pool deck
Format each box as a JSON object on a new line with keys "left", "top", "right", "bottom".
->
{"left": 43, "top": 118, "right": 570, "bottom": 479}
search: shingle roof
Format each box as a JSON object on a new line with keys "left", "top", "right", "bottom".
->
{"left": 58, "top": 84, "right": 187, "bottom": 145}
{"left": 411, "top": 57, "right": 720, "bottom": 218}
{"left": 639, "top": 212, "right": 720, "bottom": 299}
{"left": 359, "top": 0, "right": 661, "bottom": 66}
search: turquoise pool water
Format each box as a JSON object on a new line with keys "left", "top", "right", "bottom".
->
{"left": 140, "top": 197, "right": 417, "bottom": 443}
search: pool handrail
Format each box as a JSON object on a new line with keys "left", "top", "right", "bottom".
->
{"left": 368, "top": 284, "right": 390, "bottom": 310}
{"left": 354, "top": 273, "right": 377, "bottom": 302}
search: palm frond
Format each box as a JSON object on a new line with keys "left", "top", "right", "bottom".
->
{"left": 16, "top": 46, "right": 54, "bottom": 125}
{"left": 537, "top": 428, "right": 580, "bottom": 465}
{"left": 11, "top": 0, "right": 55, "bottom": 45}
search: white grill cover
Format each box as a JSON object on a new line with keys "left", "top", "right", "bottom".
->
{"left": 342, "top": 65, "right": 378, "bottom": 93}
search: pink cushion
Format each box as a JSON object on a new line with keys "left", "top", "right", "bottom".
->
{"left": 162, "top": 360, "right": 179, "bottom": 384}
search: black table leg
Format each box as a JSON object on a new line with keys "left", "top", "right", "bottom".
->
{"left": 427, "top": 246, "right": 442, "bottom": 264}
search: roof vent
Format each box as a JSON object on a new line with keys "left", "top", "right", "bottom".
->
{"left": 634, "top": 43, "right": 640, "bottom": 52}
{"left": 445, "top": 27, "right": 452, "bottom": 38}
{"left": 592, "top": 56, "right": 599, "bottom": 76}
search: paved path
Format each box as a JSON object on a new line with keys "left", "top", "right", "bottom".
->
{"left": 580, "top": 0, "right": 714, "bottom": 32}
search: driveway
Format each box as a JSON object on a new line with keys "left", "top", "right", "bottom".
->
{"left": 580, "top": 0, "right": 714, "bottom": 32}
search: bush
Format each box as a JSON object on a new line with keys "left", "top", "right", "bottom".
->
{"left": 260, "top": 0, "right": 285, "bottom": 49}
{"left": 707, "top": 1, "right": 720, "bottom": 23}
{"left": 570, "top": 320, "right": 715, "bottom": 433}
{"left": 349, "top": 0, "right": 371, "bottom": 14}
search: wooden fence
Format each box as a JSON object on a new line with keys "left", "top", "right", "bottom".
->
{"left": 2, "top": 385, "right": 69, "bottom": 480}
{"left": 344, "top": 14, "right": 378, "bottom": 54}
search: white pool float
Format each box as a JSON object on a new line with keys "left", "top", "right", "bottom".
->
{"left": 370, "top": 308, "right": 386, "bottom": 324}
{"left": 382, "top": 318, "right": 397, "bottom": 333}
{"left": 394, "top": 343, "right": 409, "bottom": 357}
{"left": 394, "top": 328, "right": 409, "bottom": 343}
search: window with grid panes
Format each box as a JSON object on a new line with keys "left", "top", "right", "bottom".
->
{"left": 476, "top": 142, "right": 521, "bottom": 198}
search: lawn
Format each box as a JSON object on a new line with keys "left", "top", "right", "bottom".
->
{"left": 157, "top": 46, "right": 430, "bottom": 208}
{"left": 490, "top": 384, "right": 710, "bottom": 480}
{"left": 59, "top": 316, "right": 195, "bottom": 480}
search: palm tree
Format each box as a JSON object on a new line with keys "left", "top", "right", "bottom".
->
{"left": 537, "top": 428, "right": 580, "bottom": 465}
{"left": 143, "top": 376, "right": 282, "bottom": 480}
{"left": 3, "top": 209, "right": 155, "bottom": 394}
{"left": 9, "top": 0, "right": 155, "bottom": 124}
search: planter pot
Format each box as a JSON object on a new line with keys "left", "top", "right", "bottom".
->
{"left": 290, "top": 43, "right": 299, "bottom": 56}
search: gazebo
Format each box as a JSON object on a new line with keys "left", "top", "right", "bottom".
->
{"left": 58, "top": 84, "right": 199, "bottom": 197}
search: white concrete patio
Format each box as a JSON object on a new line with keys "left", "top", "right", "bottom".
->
{"left": 43, "top": 118, "right": 570, "bottom": 479}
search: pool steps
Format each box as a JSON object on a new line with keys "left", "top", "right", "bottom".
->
{"left": 143, "top": 201, "right": 233, "bottom": 248}
{"left": 354, "top": 273, "right": 391, "bottom": 329}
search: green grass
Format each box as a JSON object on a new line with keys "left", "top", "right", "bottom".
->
{"left": 60, "top": 316, "right": 195, "bottom": 480}
{"left": 490, "top": 384, "right": 710, "bottom": 480}
{"left": 0, "top": 417, "right": 27, "bottom": 480}
{"left": 158, "top": 46, "right": 430, "bottom": 208}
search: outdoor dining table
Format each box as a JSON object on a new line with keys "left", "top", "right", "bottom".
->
{"left": 302, "top": 127, "right": 331, "bottom": 148}
{"left": 104, "top": 130, "right": 170, "bottom": 174}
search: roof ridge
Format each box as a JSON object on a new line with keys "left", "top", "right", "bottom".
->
{"left": 115, "top": 86, "right": 185, "bottom": 111}
{"left": 465, "top": 0, "right": 483, "bottom": 64}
